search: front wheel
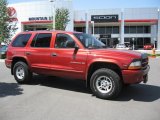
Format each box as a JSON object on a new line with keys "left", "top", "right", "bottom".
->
{"left": 13, "top": 61, "right": 32, "bottom": 84}
{"left": 90, "top": 68, "right": 122, "bottom": 99}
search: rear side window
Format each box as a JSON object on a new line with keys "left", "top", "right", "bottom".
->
{"left": 31, "top": 33, "right": 52, "bottom": 48}
{"left": 12, "top": 34, "right": 31, "bottom": 47}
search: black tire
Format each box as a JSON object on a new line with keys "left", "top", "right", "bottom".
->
{"left": 13, "top": 61, "right": 32, "bottom": 84}
{"left": 90, "top": 68, "right": 122, "bottom": 99}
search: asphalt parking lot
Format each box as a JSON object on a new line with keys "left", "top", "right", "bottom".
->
{"left": 0, "top": 58, "right": 160, "bottom": 120}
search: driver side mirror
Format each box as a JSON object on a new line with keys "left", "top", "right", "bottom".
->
{"left": 75, "top": 45, "right": 79, "bottom": 51}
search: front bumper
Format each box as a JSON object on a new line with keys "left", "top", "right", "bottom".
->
{"left": 122, "top": 65, "right": 150, "bottom": 84}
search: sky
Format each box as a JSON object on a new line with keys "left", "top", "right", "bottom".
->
{"left": 8, "top": 0, "right": 160, "bottom": 10}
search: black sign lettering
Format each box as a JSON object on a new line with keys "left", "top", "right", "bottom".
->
{"left": 91, "top": 15, "right": 118, "bottom": 22}
{"left": 29, "top": 17, "right": 49, "bottom": 21}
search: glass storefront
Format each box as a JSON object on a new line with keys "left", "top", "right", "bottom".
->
{"left": 23, "top": 24, "right": 52, "bottom": 31}
{"left": 124, "top": 26, "right": 151, "bottom": 34}
{"left": 124, "top": 37, "right": 151, "bottom": 49}
{"left": 74, "top": 25, "right": 152, "bottom": 49}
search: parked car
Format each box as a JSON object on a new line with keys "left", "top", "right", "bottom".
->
{"left": 143, "top": 44, "right": 154, "bottom": 50}
{"left": 5, "top": 31, "right": 150, "bottom": 99}
{"left": 0, "top": 45, "right": 8, "bottom": 59}
{"left": 116, "top": 44, "right": 129, "bottom": 50}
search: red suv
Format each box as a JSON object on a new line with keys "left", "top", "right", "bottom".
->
{"left": 5, "top": 31, "right": 150, "bottom": 99}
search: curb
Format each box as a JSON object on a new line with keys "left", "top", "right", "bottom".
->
{"left": 148, "top": 56, "right": 160, "bottom": 59}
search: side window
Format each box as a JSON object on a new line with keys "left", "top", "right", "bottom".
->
{"left": 31, "top": 33, "right": 52, "bottom": 48}
{"left": 55, "top": 33, "right": 76, "bottom": 48}
{"left": 12, "top": 34, "right": 31, "bottom": 47}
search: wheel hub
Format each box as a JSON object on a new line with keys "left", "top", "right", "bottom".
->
{"left": 96, "top": 76, "right": 113, "bottom": 93}
{"left": 16, "top": 66, "right": 25, "bottom": 80}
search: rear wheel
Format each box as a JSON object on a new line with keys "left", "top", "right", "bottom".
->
{"left": 13, "top": 61, "right": 32, "bottom": 84}
{"left": 90, "top": 68, "right": 122, "bottom": 99}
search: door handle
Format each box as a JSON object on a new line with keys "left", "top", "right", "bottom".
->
{"left": 26, "top": 52, "right": 31, "bottom": 55}
{"left": 51, "top": 53, "right": 57, "bottom": 57}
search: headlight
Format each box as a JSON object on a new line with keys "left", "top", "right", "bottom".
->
{"left": 128, "top": 60, "right": 142, "bottom": 70}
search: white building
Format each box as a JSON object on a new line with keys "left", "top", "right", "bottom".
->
{"left": 9, "top": 0, "right": 160, "bottom": 49}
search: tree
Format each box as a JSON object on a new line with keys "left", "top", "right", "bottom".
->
{"left": 0, "top": 0, "right": 17, "bottom": 44}
{"left": 55, "top": 8, "right": 70, "bottom": 30}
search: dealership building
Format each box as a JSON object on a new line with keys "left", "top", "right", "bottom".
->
{"left": 9, "top": 0, "right": 160, "bottom": 49}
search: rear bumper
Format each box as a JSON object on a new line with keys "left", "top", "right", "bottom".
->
{"left": 122, "top": 65, "right": 150, "bottom": 84}
{"left": 5, "top": 59, "right": 12, "bottom": 69}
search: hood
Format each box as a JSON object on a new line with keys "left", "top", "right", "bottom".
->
{"left": 89, "top": 48, "right": 142, "bottom": 60}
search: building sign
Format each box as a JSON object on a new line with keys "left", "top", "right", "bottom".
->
{"left": 7, "top": 7, "right": 18, "bottom": 22}
{"left": 91, "top": 15, "right": 118, "bottom": 22}
{"left": 29, "top": 17, "right": 52, "bottom": 21}
{"left": 100, "top": 34, "right": 111, "bottom": 38}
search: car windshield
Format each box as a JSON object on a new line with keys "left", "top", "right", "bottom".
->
{"left": 74, "top": 33, "right": 105, "bottom": 49}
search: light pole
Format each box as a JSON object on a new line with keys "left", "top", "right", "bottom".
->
{"left": 91, "top": 21, "right": 95, "bottom": 36}
{"left": 85, "top": 12, "right": 89, "bottom": 34}
{"left": 132, "top": 38, "right": 135, "bottom": 50}
{"left": 157, "top": 8, "right": 160, "bottom": 50}
{"left": 49, "top": 0, "right": 56, "bottom": 30}
{"left": 154, "top": 37, "right": 156, "bottom": 49}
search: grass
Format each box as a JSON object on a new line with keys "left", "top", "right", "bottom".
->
{"left": 147, "top": 53, "right": 160, "bottom": 57}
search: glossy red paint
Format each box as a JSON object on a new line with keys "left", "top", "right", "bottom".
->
{"left": 122, "top": 65, "right": 150, "bottom": 84}
{"left": 5, "top": 31, "right": 149, "bottom": 84}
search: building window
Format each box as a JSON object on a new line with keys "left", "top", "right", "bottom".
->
{"left": 144, "top": 38, "right": 151, "bottom": 44}
{"left": 106, "top": 27, "right": 112, "bottom": 34}
{"left": 130, "top": 26, "right": 136, "bottom": 33}
{"left": 124, "top": 37, "right": 151, "bottom": 49}
{"left": 137, "top": 38, "right": 144, "bottom": 48}
{"left": 124, "top": 26, "right": 151, "bottom": 34}
{"left": 137, "top": 26, "right": 143, "bottom": 33}
{"left": 113, "top": 26, "right": 119, "bottom": 34}
{"left": 144, "top": 26, "right": 150, "bottom": 33}
{"left": 90, "top": 26, "right": 119, "bottom": 34}
{"left": 74, "top": 27, "right": 86, "bottom": 33}
{"left": 124, "top": 26, "right": 129, "bottom": 34}
{"left": 99, "top": 27, "right": 106, "bottom": 34}
{"left": 94, "top": 27, "right": 99, "bottom": 34}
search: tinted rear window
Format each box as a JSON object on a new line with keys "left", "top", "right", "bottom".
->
{"left": 12, "top": 34, "right": 31, "bottom": 47}
{"left": 31, "top": 33, "right": 52, "bottom": 48}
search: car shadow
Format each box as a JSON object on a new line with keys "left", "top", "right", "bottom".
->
{"left": 0, "top": 82, "right": 23, "bottom": 98}
{"left": 116, "top": 84, "right": 160, "bottom": 102}
{"left": 30, "top": 75, "right": 91, "bottom": 94}
{"left": 30, "top": 75, "right": 160, "bottom": 102}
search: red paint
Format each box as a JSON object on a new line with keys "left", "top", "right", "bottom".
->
{"left": 5, "top": 31, "right": 149, "bottom": 84}
{"left": 74, "top": 19, "right": 158, "bottom": 24}
{"left": 8, "top": 7, "right": 16, "bottom": 16}
{"left": 22, "top": 20, "right": 53, "bottom": 24}
{"left": 7, "top": 7, "right": 18, "bottom": 22}
{"left": 121, "top": 19, "right": 158, "bottom": 23}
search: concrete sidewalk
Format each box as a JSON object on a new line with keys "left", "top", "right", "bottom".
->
{"left": 0, "top": 59, "right": 5, "bottom": 62}
{"left": 136, "top": 50, "right": 160, "bottom": 54}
